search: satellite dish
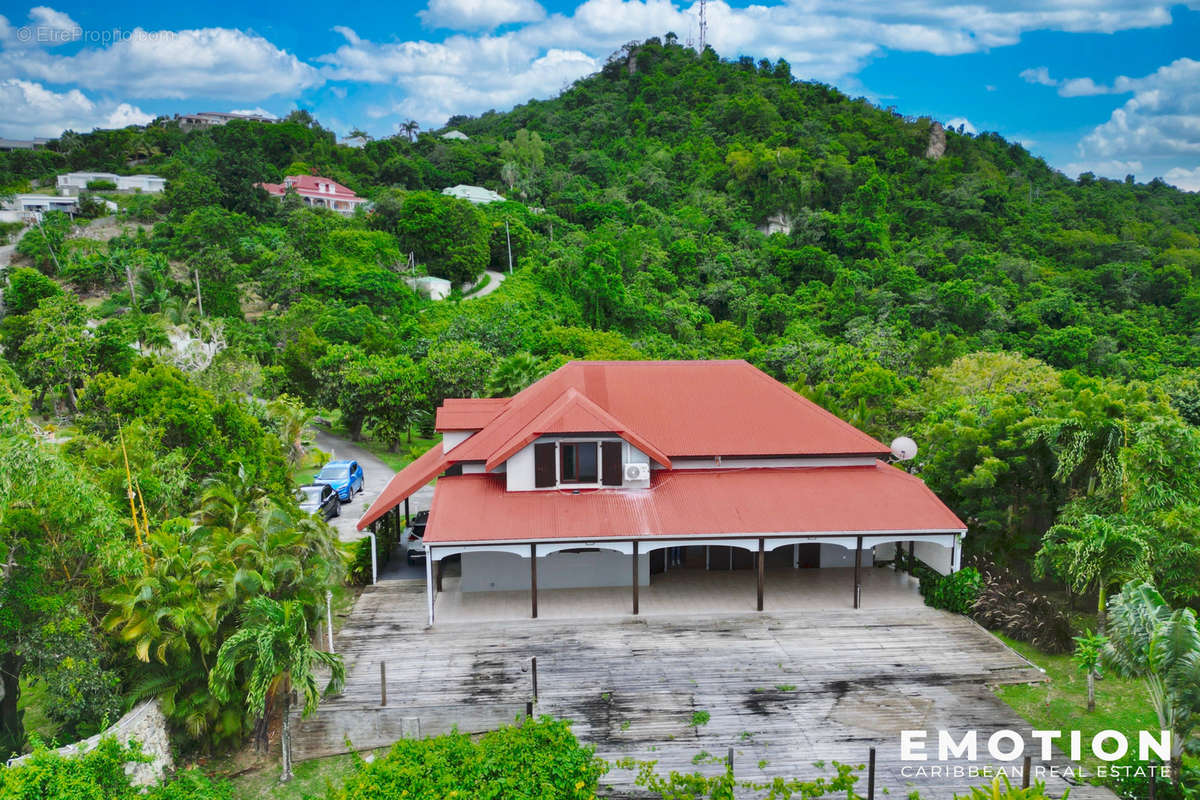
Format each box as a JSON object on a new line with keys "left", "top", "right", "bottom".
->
{"left": 890, "top": 436, "right": 918, "bottom": 462}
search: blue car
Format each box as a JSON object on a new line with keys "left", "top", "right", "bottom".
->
{"left": 314, "top": 459, "right": 364, "bottom": 502}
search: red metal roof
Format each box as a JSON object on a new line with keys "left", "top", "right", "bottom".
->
{"left": 357, "top": 444, "right": 449, "bottom": 529}
{"left": 451, "top": 361, "right": 890, "bottom": 462}
{"left": 258, "top": 175, "right": 360, "bottom": 199}
{"left": 435, "top": 398, "right": 509, "bottom": 431}
{"left": 484, "top": 388, "right": 672, "bottom": 471}
{"left": 422, "top": 463, "right": 966, "bottom": 544}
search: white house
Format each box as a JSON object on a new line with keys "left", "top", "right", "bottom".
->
{"left": 441, "top": 184, "right": 504, "bottom": 204}
{"left": 440, "top": 130, "right": 470, "bottom": 141}
{"left": 176, "top": 111, "right": 276, "bottom": 129}
{"left": 56, "top": 172, "right": 167, "bottom": 194}
{"left": 359, "top": 361, "right": 967, "bottom": 625}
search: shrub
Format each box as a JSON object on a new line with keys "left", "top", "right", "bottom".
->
{"left": 329, "top": 716, "right": 606, "bottom": 800}
{"left": 969, "top": 558, "right": 1073, "bottom": 653}
{"left": 0, "top": 738, "right": 230, "bottom": 800}
{"left": 919, "top": 567, "right": 982, "bottom": 613}
{"left": 86, "top": 179, "right": 117, "bottom": 191}
{"left": 351, "top": 510, "right": 401, "bottom": 584}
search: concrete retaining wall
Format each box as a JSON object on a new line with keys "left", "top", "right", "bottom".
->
{"left": 4, "top": 699, "right": 173, "bottom": 787}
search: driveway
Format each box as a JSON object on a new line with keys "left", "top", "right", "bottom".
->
{"left": 463, "top": 269, "right": 506, "bottom": 299}
{"left": 300, "top": 588, "right": 1112, "bottom": 799}
{"left": 312, "top": 430, "right": 434, "bottom": 580}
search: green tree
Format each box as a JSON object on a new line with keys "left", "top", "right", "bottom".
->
{"left": 392, "top": 192, "right": 489, "bottom": 285}
{"left": 422, "top": 341, "right": 495, "bottom": 410}
{"left": 487, "top": 352, "right": 546, "bottom": 397}
{"left": 209, "top": 596, "right": 345, "bottom": 782}
{"left": 1035, "top": 514, "right": 1150, "bottom": 631}
{"left": 1102, "top": 581, "right": 1200, "bottom": 785}
{"left": 1072, "top": 629, "right": 1107, "bottom": 713}
{"left": 17, "top": 294, "right": 93, "bottom": 413}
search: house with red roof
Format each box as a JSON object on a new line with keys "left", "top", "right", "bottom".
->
{"left": 358, "top": 360, "right": 966, "bottom": 625}
{"left": 257, "top": 174, "right": 368, "bottom": 216}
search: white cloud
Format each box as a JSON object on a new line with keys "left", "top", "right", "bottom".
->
{"left": 1163, "top": 166, "right": 1200, "bottom": 192}
{"left": 1019, "top": 66, "right": 1056, "bottom": 86}
{"left": 2, "top": 23, "right": 322, "bottom": 100}
{"left": 419, "top": 0, "right": 546, "bottom": 31}
{"left": 229, "top": 107, "right": 277, "bottom": 118}
{"left": 946, "top": 116, "right": 977, "bottom": 134}
{"left": 1063, "top": 158, "right": 1143, "bottom": 178}
{"left": 1077, "top": 58, "right": 1200, "bottom": 168}
{"left": 1057, "top": 76, "right": 1111, "bottom": 97}
{"left": 26, "top": 5, "right": 79, "bottom": 45}
{"left": 0, "top": 78, "right": 153, "bottom": 137}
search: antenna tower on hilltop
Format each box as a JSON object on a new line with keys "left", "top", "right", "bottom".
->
{"left": 698, "top": 0, "right": 708, "bottom": 52}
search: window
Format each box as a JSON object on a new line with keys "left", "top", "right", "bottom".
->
{"left": 559, "top": 442, "right": 598, "bottom": 483}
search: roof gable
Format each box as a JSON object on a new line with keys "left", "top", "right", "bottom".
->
{"left": 484, "top": 387, "right": 672, "bottom": 471}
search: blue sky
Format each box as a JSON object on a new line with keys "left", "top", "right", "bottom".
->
{"left": 1, "top": 0, "right": 1198, "bottom": 189}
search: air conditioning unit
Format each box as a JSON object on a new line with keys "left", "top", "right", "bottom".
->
{"left": 624, "top": 463, "right": 650, "bottom": 481}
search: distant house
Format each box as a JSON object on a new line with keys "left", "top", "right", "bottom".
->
{"left": 256, "top": 174, "right": 368, "bottom": 216}
{"left": 405, "top": 275, "right": 453, "bottom": 301}
{"left": 359, "top": 360, "right": 967, "bottom": 626}
{"left": 57, "top": 172, "right": 166, "bottom": 194}
{"left": 1, "top": 193, "right": 114, "bottom": 221}
{"left": 339, "top": 135, "right": 370, "bottom": 148}
{"left": 175, "top": 111, "right": 277, "bottom": 129}
{"left": 440, "top": 130, "right": 470, "bottom": 141}
{"left": 0, "top": 138, "right": 51, "bottom": 152}
{"left": 441, "top": 184, "right": 504, "bottom": 204}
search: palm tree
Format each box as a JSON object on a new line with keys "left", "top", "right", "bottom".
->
{"left": 487, "top": 352, "right": 545, "bottom": 397}
{"left": 1103, "top": 581, "right": 1200, "bottom": 785}
{"left": 400, "top": 120, "right": 420, "bottom": 142}
{"left": 266, "top": 396, "right": 317, "bottom": 469}
{"left": 1035, "top": 513, "right": 1150, "bottom": 632}
{"left": 209, "top": 596, "right": 345, "bottom": 782}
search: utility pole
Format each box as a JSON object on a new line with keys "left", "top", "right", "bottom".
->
{"left": 505, "top": 219, "right": 513, "bottom": 274}
{"left": 193, "top": 268, "right": 204, "bottom": 318}
{"left": 698, "top": 0, "right": 707, "bottom": 53}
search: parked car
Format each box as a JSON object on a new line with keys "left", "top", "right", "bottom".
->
{"left": 314, "top": 459, "right": 364, "bottom": 502}
{"left": 297, "top": 483, "right": 340, "bottom": 520}
{"left": 405, "top": 510, "right": 430, "bottom": 566}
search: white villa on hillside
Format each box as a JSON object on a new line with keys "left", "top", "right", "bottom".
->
{"left": 360, "top": 360, "right": 966, "bottom": 625}
{"left": 57, "top": 172, "right": 166, "bottom": 194}
{"left": 442, "top": 184, "right": 504, "bottom": 204}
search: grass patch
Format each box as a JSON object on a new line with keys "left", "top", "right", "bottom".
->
{"left": 210, "top": 750, "right": 365, "bottom": 800}
{"left": 991, "top": 632, "right": 1158, "bottom": 773}
{"left": 690, "top": 710, "right": 711, "bottom": 728}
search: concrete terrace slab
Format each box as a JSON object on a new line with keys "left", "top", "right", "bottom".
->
{"left": 300, "top": 580, "right": 1115, "bottom": 799}
{"left": 433, "top": 566, "right": 926, "bottom": 623}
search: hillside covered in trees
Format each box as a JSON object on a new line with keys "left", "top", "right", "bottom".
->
{"left": 2, "top": 35, "right": 1200, "bottom": 777}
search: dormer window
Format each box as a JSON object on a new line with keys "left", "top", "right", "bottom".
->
{"left": 560, "top": 442, "right": 598, "bottom": 483}
{"left": 534, "top": 439, "right": 623, "bottom": 488}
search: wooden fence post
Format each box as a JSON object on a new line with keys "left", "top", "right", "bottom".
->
{"left": 531, "top": 656, "right": 538, "bottom": 700}
{"left": 727, "top": 747, "right": 734, "bottom": 775}
{"left": 1022, "top": 755, "right": 1031, "bottom": 789}
{"left": 868, "top": 747, "right": 876, "bottom": 800}
{"left": 380, "top": 663, "right": 387, "bottom": 707}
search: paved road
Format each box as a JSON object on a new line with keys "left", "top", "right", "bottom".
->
{"left": 463, "top": 269, "right": 506, "bottom": 299}
{"left": 312, "top": 429, "right": 434, "bottom": 581}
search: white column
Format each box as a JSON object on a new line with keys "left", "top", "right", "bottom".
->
{"left": 952, "top": 535, "right": 962, "bottom": 573}
{"left": 425, "top": 549, "right": 435, "bottom": 626}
